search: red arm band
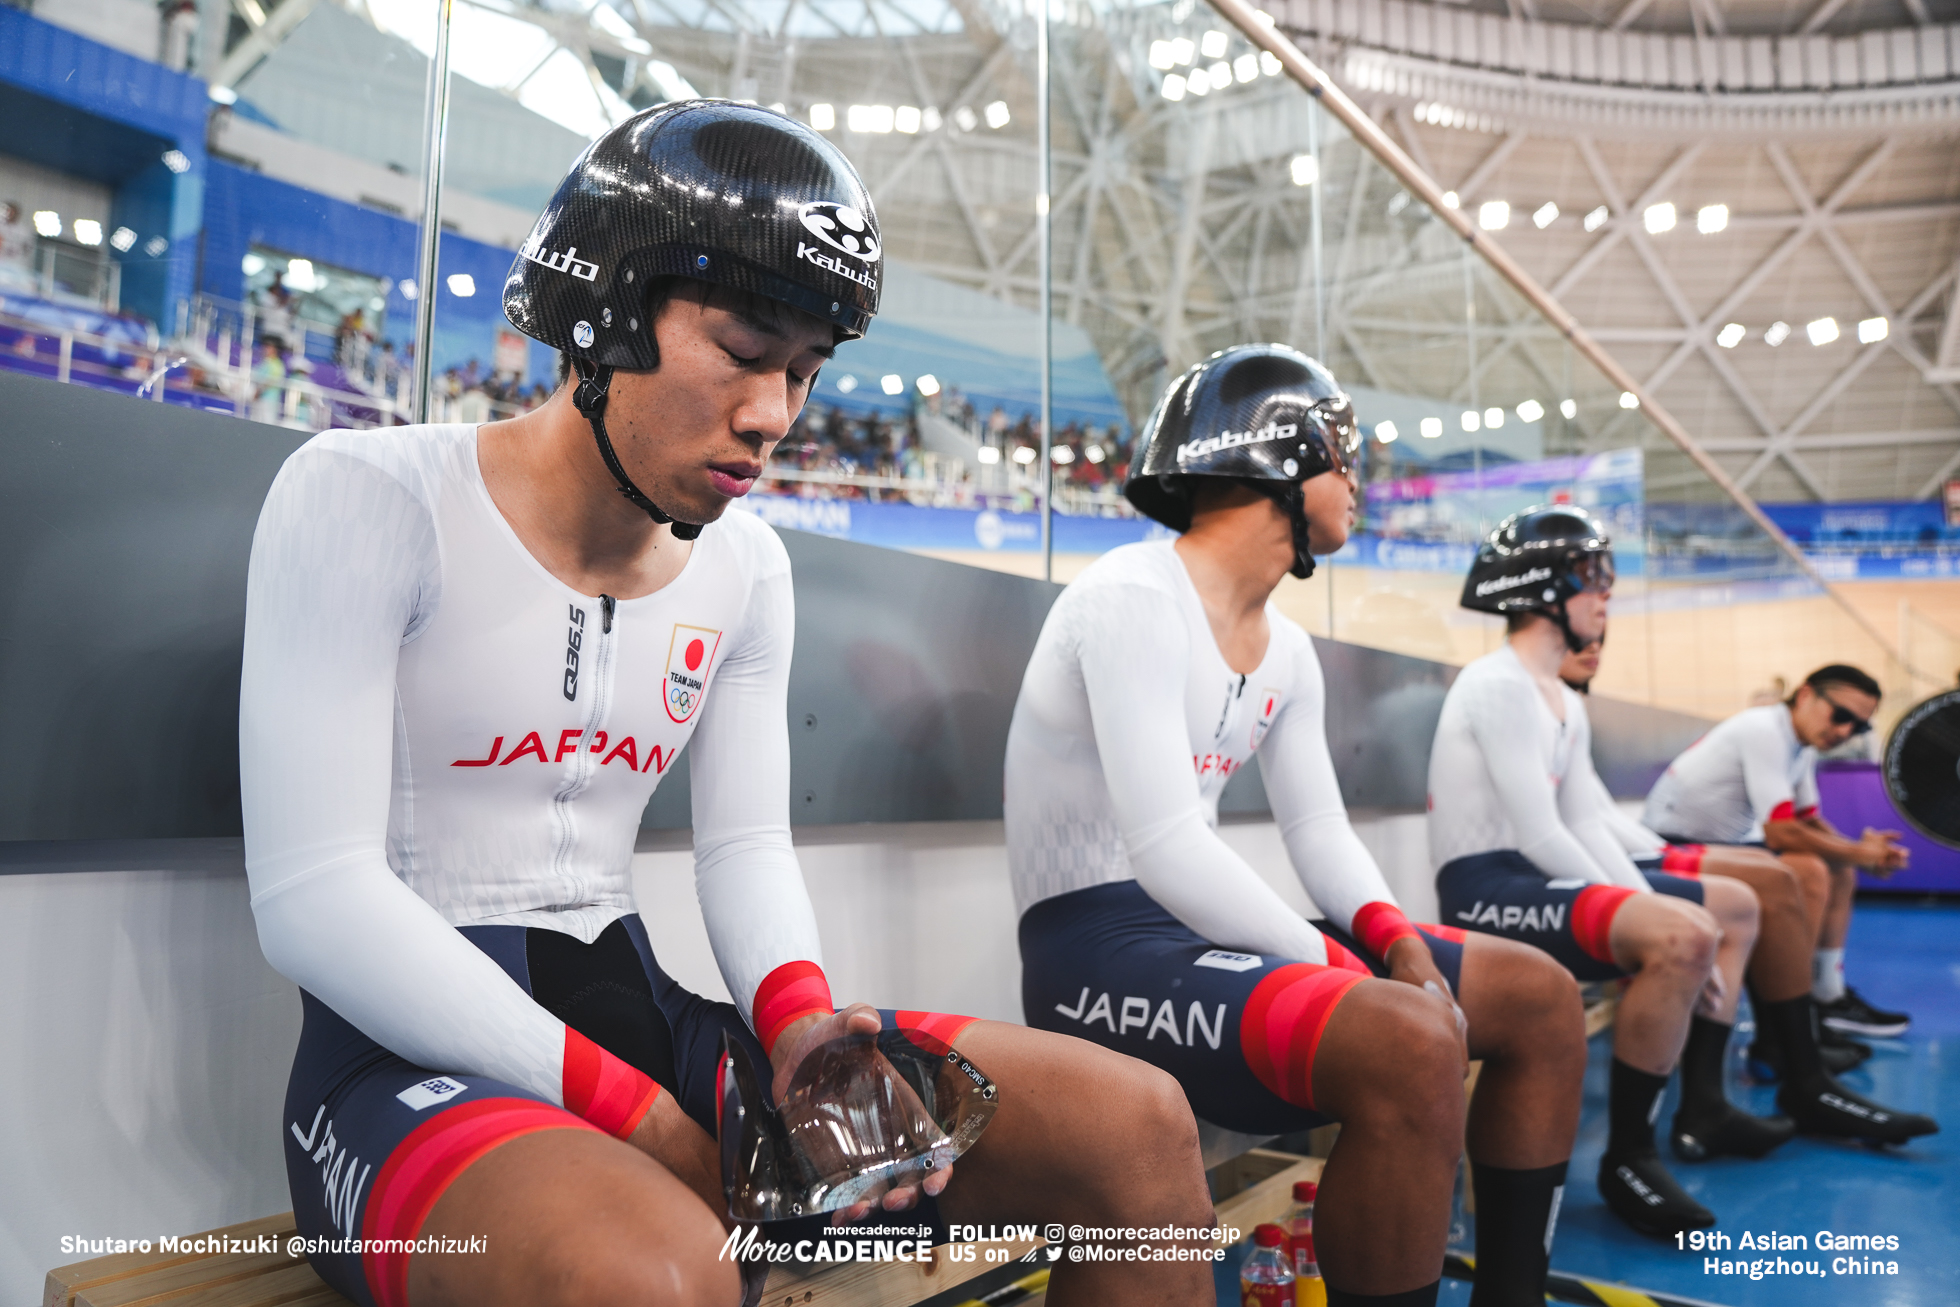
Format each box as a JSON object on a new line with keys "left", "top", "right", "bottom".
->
{"left": 1351, "top": 901, "right": 1422, "bottom": 961}
{"left": 562, "top": 1027, "right": 661, "bottom": 1139}
{"left": 753, "top": 959, "right": 835, "bottom": 1056}
{"left": 1769, "top": 800, "right": 1797, "bottom": 822}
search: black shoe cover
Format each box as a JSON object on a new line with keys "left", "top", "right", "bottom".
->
{"left": 1778, "top": 1078, "right": 1939, "bottom": 1145}
{"left": 1598, "top": 1151, "right": 1716, "bottom": 1239}
{"left": 1670, "top": 1103, "right": 1796, "bottom": 1161}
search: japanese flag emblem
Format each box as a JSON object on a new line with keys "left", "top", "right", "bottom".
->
{"left": 1249, "top": 689, "right": 1283, "bottom": 750}
{"left": 664, "top": 624, "right": 723, "bottom": 724}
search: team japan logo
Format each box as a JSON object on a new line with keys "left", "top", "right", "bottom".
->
{"left": 665, "top": 623, "right": 723, "bottom": 724}
{"left": 1249, "top": 689, "right": 1283, "bottom": 750}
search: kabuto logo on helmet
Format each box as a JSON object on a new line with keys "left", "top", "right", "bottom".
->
{"left": 1176, "top": 421, "right": 1298, "bottom": 463}
{"left": 518, "top": 235, "right": 598, "bottom": 282}
{"left": 1474, "top": 566, "right": 1553, "bottom": 597}
{"left": 798, "top": 201, "right": 881, "bottom": 263}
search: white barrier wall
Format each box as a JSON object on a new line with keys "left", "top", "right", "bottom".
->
{"left": 0, "top": 812, "right": 1438, "bottom": 1304}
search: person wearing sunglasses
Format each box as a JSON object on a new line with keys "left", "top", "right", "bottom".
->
{"left": 1007, "top": 347, "right": 1592, "bottom": 1307}
{"left": 1644, "top": 666, "right": 1921, "bottom": 1054}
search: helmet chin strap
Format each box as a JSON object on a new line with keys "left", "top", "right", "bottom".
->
{"left": 571, "top": 358, "right": 703, "bottom": 541}
{"left": 1264, "top": 482, "right": 1317, "bottom": 579}
{"left": 1548, "top": 599, "right": 1589, "bottom": 654}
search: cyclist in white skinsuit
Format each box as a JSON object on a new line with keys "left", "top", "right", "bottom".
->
{"left": 244, "top": 101, "right": 1219, "bottom": 1307}
{"left": 1011, "top": 345, "right": 1590, "bottom": 1307}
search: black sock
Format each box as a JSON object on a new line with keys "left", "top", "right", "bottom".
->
{"left": 1607, "top": 1058, "right": 1670, "bottom": 1158}
{"left": 1327, "top": 1284, "right": 1441, "bottom": 1307}
{"left": 1676, "top": 1016, "right": 1734, "bottom": 1117}
{"left": 1758, "top": 996, "right": 1824, "bottom": 1083}
{"left": 1468, "top": 1161, "right": 1566, "bottom": 1307}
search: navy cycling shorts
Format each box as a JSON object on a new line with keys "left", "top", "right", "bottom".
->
{"left": 1436, "top": 850, "right": 1705, "bottom": 983}
{"left": 284, "top": 916, "right": 961, "bottom": 1307}
{"left": 1018, "top": 880, "right": 1461, "bottom": 1137}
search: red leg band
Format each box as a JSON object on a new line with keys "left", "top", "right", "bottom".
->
{"left": 562, "top": 1027, "right": 661, "bottom": 1139}
{"left": 1417, "top": 922, "right": 1468, "bottom": 945}
{"left": 1572, "top": 885, "right": 1637, "bottom": 964}
{"left": 892, "top": 1010, "right": 981, "bottom": 1054}
{"left": 1351, "top": 901, "right": 1421, "bottom": 960}
{"left": 1240, "top": 964, "right": 1368, "bottom": 1111}
{"left": 361, "top": 1097, "right": 601, "bottom": 1307}
{"left": 1318, "top": 934, "right": 1373, "bottom": 975}
{"left": 1660, "top": 844, "right": 1706, "bottom": 878}
{"left": 753, "top": 960, "right": 835, "bottom": 1055}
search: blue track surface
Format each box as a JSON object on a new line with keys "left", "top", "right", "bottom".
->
{"left": 1219, "top": 899, "right": 1959, "bottom": 1307}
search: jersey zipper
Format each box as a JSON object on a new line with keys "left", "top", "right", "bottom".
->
{"left": 552, "top": 593, "right": 617, "bottom": 905}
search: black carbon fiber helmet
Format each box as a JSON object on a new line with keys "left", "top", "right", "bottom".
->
{"left": 1462, "top": 505, "right": 1616, "bottom": 650}
{"left": 505, "top": 99, "right": 880, "bottom": 363}
{"left": 503, "top": 100, "right": 880, "bottom": 538}
{"left": 1124, "top": 344, "right": 1359, "bottom": 578}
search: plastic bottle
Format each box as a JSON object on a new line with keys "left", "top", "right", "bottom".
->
{"left": 1240, "top": 1223, "right": 1296, "bottom": 1307}
{"left": 1284, "top": 1182, "right": 1326, "bottom": 1307}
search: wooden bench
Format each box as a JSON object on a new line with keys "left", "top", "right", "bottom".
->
{"left": 46, "top": 1153, "right": 1326, "bottom": 1307}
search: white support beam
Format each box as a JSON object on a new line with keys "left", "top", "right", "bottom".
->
{"left": 216, "top": 0, "right": 320, "bottom": 88}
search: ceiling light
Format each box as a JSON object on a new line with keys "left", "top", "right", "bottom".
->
{"left": 881, "top": 373, "right": 904, "bottom": 394}
{"left": 1420, "top": 416, "right": 1443, "bottom": 438}
{"left": 1200, "top": 29, "right": 1228, "bottom": 57}
{"left": 32, "top": 210, "right": 60, "bottom": 237}
{"left": 1532, "top": 202, "right": 1558, "bottom": 229}
{"left": 1643, "top": 202, "right": 1676, "bottom": 234}
{"left": 1207, "top": 60, "right": 1231, "bottom": 86}
{"left": 1583, "top": 205, "right": 1608, "bottom": 232}
{"left": 1085, "top": 444, "right": 1107, "bottom": 463}
{"left": 1442, "top": 191, "right": 1460, "bottom": 209}
{"left": 1461, "top": 409, "right": 1481, "bottom": 432}
{"left": 1484, "top": 406, "right": 1504, "bottom": 428}
{"left": 73, "top": 219, "right": 102, "bottom": 246}
{"left": 1619, "top": 391, "right": 1640, "bottom": 409}
{"left": 399, "top": 278, "right": 417, "bottom": 300}
{"left": 809, "top": 103, "right": 835, "bottom": 130}
{"left": 285, "top": 258, "right": 317, "bottom": 291}
{"left": 143, "top": 235, "right": 168, "bottom": 257}
{"left": 1186, "top": 67, "right": 1211, "bottom": 95}
{"left": 847, "top": 104, "right": 894, "bottom": 133}
{"left": 1291, "top": 154, "right": 1318, "bottom": 187}
{"left": 1516, "top": 399, "right": 1544, "bottom": 422}
{"left": 1716, "top": 322, "right": 1745, "bottom": 348}
{"left": 1235, "top": 53, "right": 1259, "bottom": 83}
{"left": 1806, "top": 316, "right": 1838, "bottom": 346}
{"left": 1696, "top": 203, "right": 1728, "bottom": 234}
{"left": 110, "top": 226, "right": 136, "bottom": 252}
{"left": 1013, "top": 445, "right": 1037, "bottom": 464}
{"left": 1478, "top": 200, "right": 1509, "bottom": 231}
{"left": 1161, "top": 74, "right": 1187, "bottom": 101}
{"left": 446, "top": 273, "right": 475, "bottom": 297}
{"left": 1376, "top": 419, "right": 1399, "bottom": 442}
{"left": 1260, "top": 51, "right": 1281, "bottom": 75}
{"left": 208, "top": 84, "right": 237, "bottom": 104}
{"left": 1764, "top": 321, "right": 1790, "bottom": 346}
{"left": 1051, "top": 446, "right": 1075, "bottom": 464}
{"left": 835, "top": 373, "right": 858, "bottom": 392}
{"left": 161, "top": 149, "right": 190, "bottom": 174}
{"left": 895, "top": 105, "right": 921, "bottom": 133}
{"left": 984, "top": 100, "right": 1010, "bottom": 129}
{"left": 1149, "top": 40, "right": 1177, "bottom": 70}
{"left": 916, "top": 374, "right": 940, "bottom": 396}
{"left": 922, "top": 107, "right": 942, "bottom": 131}
{"left": 1858, "top": 316, "right": 1889, "bottom": 343}
{"left": 977, "top": 446, "right": 1001, "bottom": 464}
{"left": 1169, "top": 37, "right": 1195, "bottom": 65}
{"left": 1559, "top": 399, "right": 1577, "bottom": 419}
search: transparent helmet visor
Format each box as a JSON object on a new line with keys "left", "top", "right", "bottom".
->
{"left": 1572, "top": 551, "right": 1616, "bottom": 594}
{"left": 718, "top": 1028, "right": 999, "bottom": 1222}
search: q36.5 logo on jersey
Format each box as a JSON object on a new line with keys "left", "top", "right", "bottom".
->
{"left": 664, "top": 624, "right": 723, "bottom": 724}
{"left": 1249, "top": 689, "right": 1283, "bottom": 750}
